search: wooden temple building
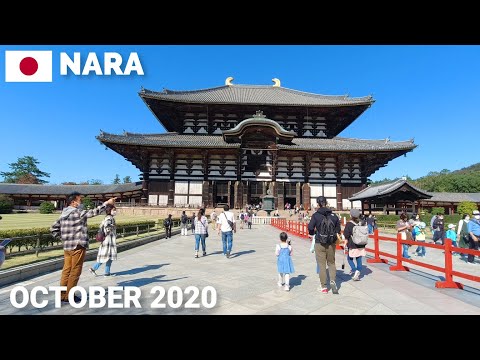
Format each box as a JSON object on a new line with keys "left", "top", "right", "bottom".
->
{"left": 97, "top": 78, "right": 417, "bottom": 211}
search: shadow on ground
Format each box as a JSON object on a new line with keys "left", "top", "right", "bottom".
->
{"left": 113, "top": 263, "right": 170, "bottom": 276}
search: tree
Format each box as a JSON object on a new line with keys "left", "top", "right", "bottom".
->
{"left": 457, "top": 201, "right": 478, "bottom": 216}
{"left": 39, "top": 202, "right": 56, "bottom": 214}
{"left": 0, "top": 194, "right": 14, "bottom": 214}
{"left": 0, "top": 156, "right": 50, "bottom": 184}
{"left": 82, "top": 197, "right": 94, "bottom": 210}
{"left": 16, "top": 173, "right": 39, "bottom": 184}
{"left": 87, "top": 179, "right": 103, "bottom": 185}
{"left": 61, "top": 182, "right": 77, "bottom": 185}
{"left": 123, "top": 176, "right": 132, "bottom": 183}
{"left": 113, "top": 174, "right": 121, "bottom": 184}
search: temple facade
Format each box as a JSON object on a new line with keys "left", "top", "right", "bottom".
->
{"left": 97, "top": 78, "right": 416, "bottom": 210}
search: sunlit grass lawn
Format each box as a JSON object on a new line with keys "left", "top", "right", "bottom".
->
{"left": 0, "top": 212, "right": 162, "bottom": 230}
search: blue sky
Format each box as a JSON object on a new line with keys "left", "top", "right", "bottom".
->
{"left": 1, "top": 45, "right": 478, "bottom": 185}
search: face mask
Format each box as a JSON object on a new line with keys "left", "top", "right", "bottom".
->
{"left": 111, "top": 211, "right": 117, "bottom": 216}
{"left": 77, "top": 204, "right": 84, "bottom": 211}
{"left": 465, "top": 217, "right": 470, "bottom": 221}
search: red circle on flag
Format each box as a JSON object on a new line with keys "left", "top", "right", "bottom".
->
{"left": 19, "top": 57, "right": 38, "bottom": 76}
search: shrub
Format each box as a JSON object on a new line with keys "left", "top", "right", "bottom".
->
{"left": 39, "top": 201, "right": 56, "bottom": 214}
{"left": 457, "top": 201, "right": 478, "bottom": 216}
{"left": 82, "top": 197, "right": 94, "bottom": 210}
{"left": 0, "top": 194, "right": 14, "bottom": 214}
{"left": 431, "top": 207, "right": 445, "bottom": 215}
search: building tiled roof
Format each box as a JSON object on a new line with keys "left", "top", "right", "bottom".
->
{"left": 0, "top": 182, "right": 143, "bottom": 196}
{"left": 426, "top": 192, "right": 480, "bottom": 203}
{"left": 139, "top": 84, "right": 374, "bottom": 107}
{"left": 97, "top": 132, "right": 416, "bottom": 152}
{"left": 348, "top": 179, "right": 432, "bottom": 201}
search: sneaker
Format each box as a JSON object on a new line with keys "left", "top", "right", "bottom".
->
{"left": 226, "top": 252, "right": 231, "bottom": 258}
{"left": 277, "top": 281, "right": 283, "bottom": 287}
{"left": 195, "top": 252, "right": 199, "bottom": 258}
{"left": 203, "top": 251, "right": 207, "bottom": 256}
{"left": 89, "top": 268, "right": 97, "bottom": 277}
{"left": 352, "top": 270, "right": 361, "bottom": 281}
{"left": 330, "top": 280, "right": 339, "bottom": 294}
{"left": 347, "top": 270, "right": 354, "bottom": 276}
{"left": 284, "top": 285, "right": 290, "bottom": 292}
{"left": 317, "top": 286, "right": 328, "bottom": 294}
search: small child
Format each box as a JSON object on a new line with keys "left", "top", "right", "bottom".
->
{"left": 413, "top": 221, "right": 427, "bottom": 257}
{"left": 276, "top": 232, "right": 295, "bottom": 291}
{"left": 446, "top": 223, "right": 459, "bottom": 255}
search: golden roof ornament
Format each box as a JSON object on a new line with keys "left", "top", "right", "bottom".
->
{"left": 272, "top": 78, "right": 281, "bottom": 87}
{"left": 225, "top": 76, "right": 234, "bottom": 86}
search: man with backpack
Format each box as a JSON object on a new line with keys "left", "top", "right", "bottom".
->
{"left": 164, "top": 214, "right": 173, "bottom": 239}
{"left": 307, "top": 196, "right": 341, "bottom": 294}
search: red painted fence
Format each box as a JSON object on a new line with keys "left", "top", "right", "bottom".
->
{"left": 271, "top": 218, "right": 480, "bottom": 290}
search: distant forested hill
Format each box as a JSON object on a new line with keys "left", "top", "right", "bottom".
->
{"left": 370, "top": 163, "right": 480, "bottom": 192}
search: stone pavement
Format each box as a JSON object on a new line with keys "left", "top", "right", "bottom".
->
{"left": 0, "top": 224, "right": 479, "bottom": 315}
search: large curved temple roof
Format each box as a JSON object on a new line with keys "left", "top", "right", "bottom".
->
{"left": 139, "top": 83, "right": 374, "bottom": 107}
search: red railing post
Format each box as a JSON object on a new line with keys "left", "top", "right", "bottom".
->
{"left": 390, "top": 232, "right": 409, "bottom": 271}
{"left": 368, "top": 228, "right": 388, "bottom": 264}
{"left": 436, "top": 238, "right": 464, "bottom": 289}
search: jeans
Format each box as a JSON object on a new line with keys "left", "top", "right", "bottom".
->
{"left": 402, "top": 244, "right": 411, "bottom": 259}
{"left": 416, "top": 240, "right": 426, "bottom": 256}
{"left": 221, "top": 231, "right": 233, "bottom": 254}
{"left": 347, "top": 255, "right": 363, "bottom": 272}
{"left": 195, "top": 234, "right": 206, "bottom": 252}
{"left": 165, "top": 225, "right": 172, "bottom": 238}
{"left": 92, "top": 259, "right": 113, "bottom": 275}
{"left": 367, "top": 224, "right": 373, "bottom": 234}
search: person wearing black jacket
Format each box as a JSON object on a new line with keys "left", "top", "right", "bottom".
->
{"left": 308, "top": 196, "right": 341, "bottom": 294}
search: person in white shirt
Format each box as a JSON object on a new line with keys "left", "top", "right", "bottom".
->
{"left": 217, "top": 204, "right": 236, "bottom": 258}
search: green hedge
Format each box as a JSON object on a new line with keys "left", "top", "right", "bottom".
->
{"left": 0, "top": 220, "right": 156, "bottom": 254}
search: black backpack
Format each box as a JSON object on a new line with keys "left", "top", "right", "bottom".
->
{"left": 316, "top": 214, "right": 337, "bottom": 245}
{"left": 164, "top": 218, "right": 171, "bottom": 227}
{"left": 181, "top": 214, "right": 187, "bottom": 224}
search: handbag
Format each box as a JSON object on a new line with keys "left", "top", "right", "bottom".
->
{"left": 202, "top": 219, "right": 209, "bottom": 237}
{"left": 96, "top": 227, "right": 105, "bottom": 242}
{"left": 95, "top": 220, "right": 106, "bottom": 242}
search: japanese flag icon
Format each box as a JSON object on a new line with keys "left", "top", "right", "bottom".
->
{"left": 5, "top": 50, "right": 52, "bottom": 82}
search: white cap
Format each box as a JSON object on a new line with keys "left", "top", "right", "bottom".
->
{"left": 448, "top": 223, "right": 455, "bottom": 229}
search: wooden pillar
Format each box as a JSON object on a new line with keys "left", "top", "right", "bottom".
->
{"left": 295, "top": 182, "right": 301, "bottom": 208}
{"left": 277, "top": 181, "right": 285, "bottom": 210}
{"left": 234, "top": 181, "right": 243, "bottom": 209}
{"left": 141, "top": 173, "right": 149, "bottom": 204}
{"left": 202, "top": 181, "right": 211, "bottom": 208}
{"left": 228, "top": 180, "right": 233, "bottom": 209}
{"left": 336, "top": 183, "right": 343, "bottom": 211}
{"left": 242, "top": 181, "right": 248, "bottom": 209}
{"left": 168, "top": 180, "right": 175, "bottom": 206}
{"left": 302, "top": 183, "right": 310, "bottom": 211}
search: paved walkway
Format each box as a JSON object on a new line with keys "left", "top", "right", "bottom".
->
{"left": 1, "top": 225, "right": 479, "bottom": 315}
